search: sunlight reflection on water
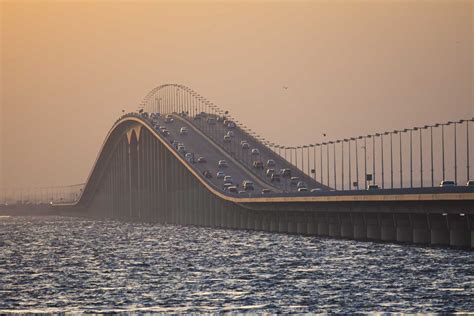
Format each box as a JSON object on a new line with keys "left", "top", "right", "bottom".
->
{"left": 0, "top": 216, "right": 472, "bottom": 313}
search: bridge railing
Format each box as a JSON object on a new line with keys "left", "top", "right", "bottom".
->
{"left": 138, "top": 84, "right": 474, "bottom": 191}
{"left": 0, "top": 183, "right": 85, "bottom": 205}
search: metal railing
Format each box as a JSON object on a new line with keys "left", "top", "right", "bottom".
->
{"left": 134, "top": 84, "right": 473, "bottom": 191}
{"left": 0, "top": 183, "right": 85, "bottom": 205}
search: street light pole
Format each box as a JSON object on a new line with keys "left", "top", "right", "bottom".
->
{"left": 341, "top": 140, "right": 344, "bottom": 190}
{"left": 467, "top": 119, "right": 471, "bottom": 181}
{"left": 399, "top": 131, "right": 403, "bottom": 188}
{"left": 419, "top": 127, "right": 423, "bottom": 188}
{"left": 333, "top": 142, "right": 337, "bottom": 190}
{"left": 409, "top": 128, "right": 413, "bottom": 188}
{"left": 442, "top": 124, "right": 446, "bottom": 181}
{"left": 356, "top": 138, "right": 360, "bottom": 190}
{"left": 431, "top": 125, "right": 435, "bottom": 187}
{"left": 364, "top": 136, "right": 367, "bottom": 189}
{"left": 380, "top": 133, "right": 384, "bottom": 189}
{"left": 454, "top": 121, "right": 458, "bottom": 184}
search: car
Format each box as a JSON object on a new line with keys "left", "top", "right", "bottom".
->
{"left": 238, "top": 190, "right": 247, "bottom": 195}
{"left": 161, "top": 129, "right": 170, "bottom": 136}
{"left": 223, "top": 183, "right": 233, "bottom": 191}
{"left": 226, "top": 131, "right": 234, "bottom": 137}
{"left": 217, "top": 116, "right": 224, "bottom": 122}
{"left": 466, "top": 180, "right": 474, "bottom": 186}
{"left": 251, "top": 148, "right": 260, "bottom": 155}
{"left": 227, "top": 186, "right": 238, "bottom": 193}
{"left": 367, "top": 184, "right": 379, "bottom": 190}
{"left": 271, "top": 173, "right": 281, "bottom": 182}
{"left": 281, "top": 169, "right": 292, "bottom": 178}
{"left": 439, "top": 180, "right": 456, "bottom": 187}
{"left": 185, "top": 153, "right": 193, "bottom": 159}
{"left": 224, "top": 175, "right": 233, "bottom": 184}
{"left": 218, "top": 160, "right": 228, "bottom": 168}
{"left": 207, "top": 118, "right": 216, "bottom": 125}
{"left": 266, "top": 169, "right": 275, "bottom": 177}
{"left": 297, "top": 181, "right": 307, "bottom": 189}
{"left": 197, "top": 157, "right": 207, "bottom": 163}
{"left": 223, "top": 135, "right": 231, "bottom": 143}
{"left": 164, "top": 116, "right": 174, "bottom": 123}
{"left": 179, "top": 127, "right": 188, "bottom": 135}
{"left": 243, "top": 180, "right": 254, "bottom": 191}
{"left": 261, "top": 188, "right": 272, "bottom": 194}
{"left": 177, "top": 145, "right": 186, "bottom": 154}
{"left": 227, "top": 122, "right": 236, "bottom": 129}
{"left": 242, "top": 143, "right": 250, "bottom": 150}
{"left": 203, "top": 170, "right": 212, "bottom": 179}
{"left": 310, "top": 188, "right": 322, "bottom": 192}
{"left": 193, "top": 115, "right": 201, "bottom": 121}
{"left": 290, "top": 177, "right": 300, "bottom": 185}
{"left": 240, "top": 140, "right": 248, "bottom": 145}
{"left": 267, "top": 159, "right": 276, "bottom": 167}
{"left": 253, "top": 161, "right": 264, "bottom": 169}
{"left": 298, "top": 187, "right": 308, "bottom": 192}
{"left": 217, "top": 171, "right": 225, "bottom": 179}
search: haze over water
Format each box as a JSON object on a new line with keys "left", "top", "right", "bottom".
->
{"left": 0, "top": 216, "right": 472, "bottom": 313}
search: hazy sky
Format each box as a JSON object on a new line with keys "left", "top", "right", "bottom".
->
{"left": 1, "top": 0, "right": 473, "bottom": 189}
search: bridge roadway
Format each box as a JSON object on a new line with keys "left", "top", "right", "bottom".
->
{"left": 187, "top": 113, "right": 324, "bottom": 192}
{"left": 150, "top": 114, "right": 274, "bottom": 195}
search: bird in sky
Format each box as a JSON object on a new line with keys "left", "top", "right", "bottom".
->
{"left": 323, "top": 133, "right": 327, "bottom": 137}
{"left": 283, "top": 86, "right": 288, "bottom": 89}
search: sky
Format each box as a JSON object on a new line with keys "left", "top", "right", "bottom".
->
{"left": 1, "top": 0, "right": 473, "bottom": 189}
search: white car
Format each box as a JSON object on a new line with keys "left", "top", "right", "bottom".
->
{"left": 223, "top": 135, "right": 231, "bottom": 143}
{"left": 226, "top": 131, "right": 234, "bottom": 137}
{"left": 180, "top": 127, "right": 188, "bottom": 135}
{"left": 218, "top": 160, "right": 228, "bottom": 168}
{"left": 267, "top": 159, "right": 276, "bottom": 167}
{"left": 251, "top": 148, "right": 260, "bottom": 155}
{"left": 224, "top": 175, "right": 233, "bottom": 184}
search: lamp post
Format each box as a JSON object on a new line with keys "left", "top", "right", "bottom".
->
{"left": 341, "top": 140, "right": 345, "bottom": 190}
{"left": 355, "top": 137, "right": 360, "bottom": 190}
{"left": 430, "top": 124, "right": 436, "bottom": 186}
{"left": 406, "top": 128, "right": 414, "bottom": 188}
{"left": 467, "top": 118, "right": 473, "bottom": 181}
{"left": 399, "top": 130, "right": 403, "bottom": 188}
{"left": 363, "top": 136, "right": 368, "bottom": 189}
{"left": 442, "top": 123, "right": 446, "bottom": 181}
{"left": 331, "top": 141, "right": 336, "bottom": 189}
{"left": 320, "top": 143, "right": 324, "bottom": 185}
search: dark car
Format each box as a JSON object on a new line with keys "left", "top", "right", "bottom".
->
{"left": 271, "top": 173, "right": 281, "bottom": 183}
{"left": 281, "top": 169, "right": 292, "bottom": 178}
{"left": 203, "top": 170, "right": 212, "bottom": 179}
{"left": 253, "top": 161, "right": 264, "bottom": 169}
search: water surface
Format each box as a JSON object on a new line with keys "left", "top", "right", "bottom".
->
{"left": 0, "top": 216, "right": 472, "bottom": 313}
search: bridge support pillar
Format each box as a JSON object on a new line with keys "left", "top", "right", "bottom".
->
{"left": 262, "top": 216, "right": 270, "bottom": 231}
{"left": 328, "top": 214, "right": 340, "bottom": 238}
{"left": 255, "top": 217, "right": 263, "bottom": 231}
{"left": 317, "top": 214, "right": 329, "bottom": 236}
{"left": 288, "top": 220, "right": 297, "bottom": 234}
{"left": 412, "top": 214, "right": 430, "bottom": 244}
{"left": 278, "top": 216, "right": 288, "bottom": 233}
{"left": 448, "top": 214, "right": 469, "bottom": 247}
{"left": 396, "top": 214, "right": 413, "bottom": 243}
{"left": 380, "top": 214, "right": 396, "bottom": 241}
{"left": 297, "top": 221, "right": 307, "bottom": 235}
{"left": 352, "top": 215, "right": 366, "bottom": 240}
{"left": 270, "top": 218, "right": 278, "bottom": 232}
{"left": 307, "top": 220, "right": 317, "bottom": 235}
{"left": 429, "top": 214, "right": 449, "bottom": 245}
{"left": 365, "top": 214, "right": 381, "bottom": 240}
{"left": 340, "top": 214, "right": 353, "bottom": 239}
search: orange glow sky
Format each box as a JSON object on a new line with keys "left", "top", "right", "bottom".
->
{"left": 1, "top": 0, "right": 473, "bottom": 188}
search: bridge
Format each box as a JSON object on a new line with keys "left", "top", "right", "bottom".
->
{"left": 51, "top": 84, "right": 474, "bottom": 248}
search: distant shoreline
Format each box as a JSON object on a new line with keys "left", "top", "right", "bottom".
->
{"left": 0, "top": 204, "right": 60, "bottom": 216}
